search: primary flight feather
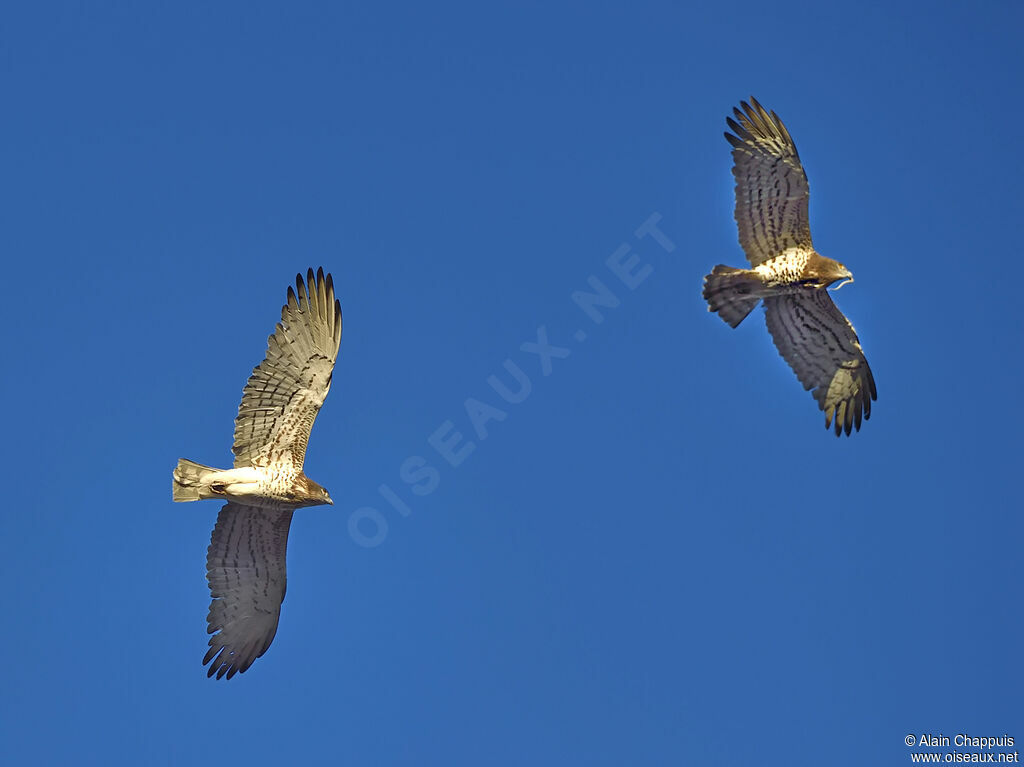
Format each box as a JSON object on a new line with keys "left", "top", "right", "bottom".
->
{"left": 172, "top": 267, "right": 342, "bottom": 679}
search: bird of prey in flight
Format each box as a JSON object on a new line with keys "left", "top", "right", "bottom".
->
{"left": 173, "top": 268, "right": 342, "bottom": 678}
{"left": 702, "top": 98, "right": 876, "bottom": 436}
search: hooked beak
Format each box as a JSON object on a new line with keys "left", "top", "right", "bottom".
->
{"left": 326, "top": 497, "right": 334, "bottom": 505}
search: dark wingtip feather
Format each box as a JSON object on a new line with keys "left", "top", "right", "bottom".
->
{"left": 316, "top": 267, "right": 328, "bottom": 319}
{"left": 725, "top": 116, "right": 753, "bottom": 148}
{"left": 744, "top": 99, "right": 771, "bottom": 137}
{"left": 749, "top": 97, "right": 768, "bottom": 120}
{"left": 298, "top": 270, "right": 314, "bottom": 313}
{"left": 727, "top": 96, "right": 800, "bottom": 159}
{"left": 741, "top": 100, "right": 768, "bottom": 134}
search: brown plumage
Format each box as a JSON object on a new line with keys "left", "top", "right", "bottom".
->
{"left": 172, "top": 268, "right": 342, "bottom": 678}
{"left": 702, "top": 98, "right": 877, "bottom": 436}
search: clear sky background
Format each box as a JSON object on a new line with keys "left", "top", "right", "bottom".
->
{"left": 1, "top": 2, "right": 1021, "bottom": 765}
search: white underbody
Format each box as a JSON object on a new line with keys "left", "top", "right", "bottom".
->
{"left": 173, "top": 461, "right": 304, "bottom": 508}
{"left": 753, "top": 248, "right": 811, "bottom": 286}
{"left": 199, "top": 466, "right": 267, "bottom": 499}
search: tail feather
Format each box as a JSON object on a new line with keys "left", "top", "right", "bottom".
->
{"left": 173, "top": 458, "right": 218, "bottom": 502}
{"left": 702, "top": 265, "right": 762, "bottom": 328}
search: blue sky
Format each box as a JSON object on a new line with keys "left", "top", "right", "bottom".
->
{"left": 1, "top": 2, "right": 1021, "bottom": 765}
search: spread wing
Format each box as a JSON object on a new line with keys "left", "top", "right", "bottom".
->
{"left": 763, "top": 291, "right": 877, "bottom": 436}
{"left": 233, "top": 268, "right": 342, "bottom": 470}
{"left": 204, "top": 503, "right": 294, "bottom": 679}
{"left": 726, "top": 98, "right": 814, "bottom": 266}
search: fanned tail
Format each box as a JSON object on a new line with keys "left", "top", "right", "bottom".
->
{"left": 702, "top": 265, "right": 763, "bottom": 328}
{"left": 173, "top": 459, "right": 218, "bottom": 502}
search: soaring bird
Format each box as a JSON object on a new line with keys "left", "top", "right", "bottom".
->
{"left": 703, "top": 98, "right": 876, "bottom": 436}
{"left": 172, "top": 268, "right": 342, "bottom": 679}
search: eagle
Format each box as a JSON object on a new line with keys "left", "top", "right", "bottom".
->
{"left": 702, "top": 98, "right": 877, "bottom": 436}
{"left": 172, "top": 268, "right": 342, "bottom": 679}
